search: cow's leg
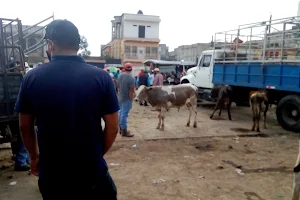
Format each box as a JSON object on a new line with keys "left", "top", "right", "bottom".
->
{"left": 218, "top": 102, "right": 223, "bottom": 116}
{"left": 192, "top": 105, "right": 197, "bottom": 128}
{"left": 210, "top": 101, "right": 220, "bottom": 119}
{"left": 263, "top": 102, "right": 268, "bottom": 129}
{"left": 227, "top": 100, "right": 232, "bottom": 120}
{"left": 160, "top": 107, "right": 166, "bottom": 131}
{"left": 156, "top": 112, "right": 161, "bottom": 129}
{"left": 256, "top": 106, "right": 261, "bottom": 132}
{"left": 251, "top": 103, "right": 256, "bottom": 131}
{"left": 186, "top": 106, "right": 192, "bottom": 127}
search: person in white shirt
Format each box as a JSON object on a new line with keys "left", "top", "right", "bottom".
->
{"left": 149, "top": 70, "right": 154, "bottom": 86}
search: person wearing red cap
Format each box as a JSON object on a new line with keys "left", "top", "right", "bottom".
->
{"left": 117, "top": 63, "right": 135, "bottom": 137}
{"left": 15, "top": 19, "right": 118, "bottom": 199}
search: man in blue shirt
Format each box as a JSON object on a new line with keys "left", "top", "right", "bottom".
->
{"left": 15, "top": 19, "right": 119, "bottom": 199}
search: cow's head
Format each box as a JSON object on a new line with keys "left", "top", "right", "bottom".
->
{"left": 134, "top": 85, "right": 149, "bottom": 102}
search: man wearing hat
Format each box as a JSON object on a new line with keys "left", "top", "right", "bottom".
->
{"left": 153, "top": 68, "right": 164, "bottom": 86}
{"left": 15, "top": 19, "right": 119, "bottom": 199}
{"left": 117, "top": 63, "right": 135, "bottom": 137}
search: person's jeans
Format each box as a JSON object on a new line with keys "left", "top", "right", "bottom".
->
{"left": 14, "top": 131, "right": 30, "bottom": 167}
{"left": 119, "top": 100, "right": 132, "bottom": 130}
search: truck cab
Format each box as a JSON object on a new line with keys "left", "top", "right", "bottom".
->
{"left": 180, "top": 50, "right": 235, "bottom": 101}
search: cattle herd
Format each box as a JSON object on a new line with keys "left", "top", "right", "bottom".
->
{"left": 134, "top": 83, "right": 268, "bottom": 133}
{"left": 134, "top": 84, "right": 300, "bottom": 200}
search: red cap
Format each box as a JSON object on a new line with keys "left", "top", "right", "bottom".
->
{"left": 124, "top": 63, "right": 133, "bottom": 71}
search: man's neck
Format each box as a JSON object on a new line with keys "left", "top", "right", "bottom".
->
{"left": 52, "top": 50, "right": 78, "bottom": 56}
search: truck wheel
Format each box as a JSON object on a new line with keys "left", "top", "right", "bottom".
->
{"left": 180, "top": 79, "right": 189, "bottom": 84}
{"left": 276, "top": 95, "right": 300, "bottom": 132}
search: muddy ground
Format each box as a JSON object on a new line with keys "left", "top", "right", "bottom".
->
{"left": 0, "top": 103, "right": 298, "bottom": 200}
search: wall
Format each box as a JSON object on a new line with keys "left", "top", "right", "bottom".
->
{"left": 123, "top": 20, "right": 159, "bottom": 39}
{"left": 111, "top": 39, "right": 122, "bottom": 59}
{"left": 170, "top": 43, "right": 212, "bottom": 62}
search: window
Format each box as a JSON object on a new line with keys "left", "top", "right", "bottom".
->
{"left": 146, "top": 47, "right": 150, "bottom": 54}
{"left": 138, "top": 25, "right": 145, "bottom": 38}
{"left": 132, "top": 46, "right": 137, "bottom": 58}
{"left": 125, "top": 46, "right": 131, "bottom": 57}
{"left": 201, "top": 55, "right": 211, "bottom": 67}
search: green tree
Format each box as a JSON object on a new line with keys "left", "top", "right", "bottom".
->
{"left": 78, "top": 35, "right": 91, "bottom": 57}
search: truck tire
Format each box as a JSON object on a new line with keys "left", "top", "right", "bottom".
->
{"left": 276, "top": 95, "right": 300, "bottom": 132}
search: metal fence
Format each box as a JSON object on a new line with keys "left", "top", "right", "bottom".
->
{"left": 214, "top": 16, "right": 300, "bottom": 63}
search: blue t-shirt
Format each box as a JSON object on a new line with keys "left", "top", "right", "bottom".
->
{"left": 15, "top": 55, "right": 119, "bottom": 181}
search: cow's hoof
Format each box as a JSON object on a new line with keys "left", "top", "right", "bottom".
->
{"left": 210, "top": 116, "right": 213, "bottom": 119}
{"left": 160, "top": 127, "right": 164, "bottom": 131}
{"left": 256, "top": 129, "right": 260, "bottom": 132}
{"left": 193, "top": 123, "right": 197, "bottom": 128}
{"left": 228, "top": 118, "right": 232, "bottom": 121}
{"left": 156, "top": 126, "right": 160, "bottom": 129}
{"left": 186, "top": 123, "right": 190, "bottom": 127}
{"left": 251, "top": 128, "right": 255, "bottom": 131}
{"left": 263, "top": 125, "right": 267, "bottom": 129}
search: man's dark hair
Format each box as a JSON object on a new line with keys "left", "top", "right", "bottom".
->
{"left": 44, "top": 19, "right": 80, "bottom": 51}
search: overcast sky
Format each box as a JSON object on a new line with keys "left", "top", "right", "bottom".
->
{"left": 1, "top": 0, "right": 299, "bottom": 56}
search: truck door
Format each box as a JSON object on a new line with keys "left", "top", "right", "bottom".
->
{"left": 195, "top": 54, "right": 214, "bottom": 89}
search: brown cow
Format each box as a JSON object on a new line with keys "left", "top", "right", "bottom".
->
{"left": 249, "top": 91, "right": 268, "bottom": 132}
{"left": 210, "top": 85, "right": 233, "bottom": 120}
{"left": 134, "top": 84, "right": 198, "bottom": 131}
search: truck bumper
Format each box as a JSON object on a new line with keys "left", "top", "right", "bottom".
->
{"left": 198, "top": 88, "right": 216, "bottom": 102}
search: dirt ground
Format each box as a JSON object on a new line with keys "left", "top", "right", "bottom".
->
{"left": 0, "top": 102, "right": 298, "bottom": 200}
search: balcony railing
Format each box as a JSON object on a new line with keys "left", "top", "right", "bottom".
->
{"left": 145, "top": 54, "right": 158, "bottom": 59}
{"left": 125, "top": 53, "right": 138, "bottom": 59}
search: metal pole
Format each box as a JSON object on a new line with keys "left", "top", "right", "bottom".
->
{"left": 280, "top": 23, "right": 286, "bottom": 61}
{"left": 3, "top": 18, "right": 17, "bottom": 28}
{"left": 26, "top": 42, "right": 46, "bottom": 54}
{"left": 235, "top": 29, "right": 240, "bottom": 61}
{"left": 10, "top": 23, "right": 15, "bottom": 59}
{"left": 269, "top": 14, "right": 272, "bottom": 34}
{"left": 248, "top": 28, "right": 252, "bottom": 60}
{"left": 262, "top": 24, "right": 269, "bottom": 62}
{"left": 6, "top": 15, "right": 53, "bottom": 41}
{"left": 0, "top": 19, "right": 6, "bottom": 70}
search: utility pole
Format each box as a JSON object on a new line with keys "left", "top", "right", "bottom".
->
{"left": 269, "top": 14, "right": 272, "bottom": 34}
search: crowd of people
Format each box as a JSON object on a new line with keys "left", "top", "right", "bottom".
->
{"left": 105, "top": 67, "right": 164, "bottom": 108}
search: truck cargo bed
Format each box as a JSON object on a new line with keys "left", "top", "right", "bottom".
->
{"left": 212, "top": 62, "right": 300, "bottom": 92}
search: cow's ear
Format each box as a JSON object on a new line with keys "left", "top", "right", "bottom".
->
{"left": 146, "top": 87, "right": 153, "bottom": 91}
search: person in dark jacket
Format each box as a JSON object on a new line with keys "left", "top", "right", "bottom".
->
{"left": 136, "top": 70, "right": 150, "bottom": 106}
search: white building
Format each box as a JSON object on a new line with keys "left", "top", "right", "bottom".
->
{"left": 102, "top": 10, "right": 161, "bottom": 69}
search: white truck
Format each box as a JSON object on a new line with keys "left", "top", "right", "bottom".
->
{"left": 180, "top": 50, "right": 243, "bottom": 102}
